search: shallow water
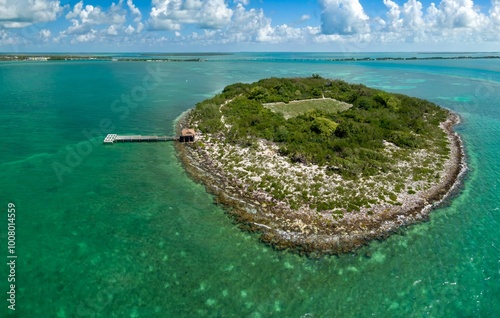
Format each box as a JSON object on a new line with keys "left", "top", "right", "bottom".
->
{"left": 0, "top": 54, "right": 499, "bottom": 317}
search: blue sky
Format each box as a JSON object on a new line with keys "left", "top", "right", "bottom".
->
{"left": 1, "top": 0, "right": 499, "bottom": 52}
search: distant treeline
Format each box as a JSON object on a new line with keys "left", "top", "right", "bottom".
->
{"left": 0, "top": 55, "right": 204, "bottom": 62}
{"left": 326, "top": 56, "right": 500, "bottom": 61}
{"left": 2, "top": 54, "right": 500, "bottom": 63}
{"left": 190, "top": 76, "right": 449, "bottom": 178}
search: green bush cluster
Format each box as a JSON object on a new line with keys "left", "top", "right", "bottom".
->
{"left": 191, "top": 76, "right": 448, "bottom": 179}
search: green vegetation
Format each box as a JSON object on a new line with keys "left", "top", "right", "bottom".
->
{"left": 264, "top": 98, "right": 352, "bottom": 119}
{"left": 190, "top": 76, "right": 449, "bottom": 179}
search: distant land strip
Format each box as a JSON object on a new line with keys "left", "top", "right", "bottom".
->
{"left": 2, "top": 54, "right": 500, "bottom": 62}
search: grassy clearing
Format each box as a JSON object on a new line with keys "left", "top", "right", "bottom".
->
{"left": 264, "top": 98, "right": 352, "bottom": 119}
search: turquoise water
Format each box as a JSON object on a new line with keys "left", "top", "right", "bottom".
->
{"left": 0, "top": 55, "right": 499, "bottom": 317}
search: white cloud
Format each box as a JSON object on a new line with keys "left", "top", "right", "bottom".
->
{"left": 298, "top": 14, "right": 311, "bottom": 23}
{"left": 65, "top": 1, "right": 83, "bottom": 20}
{"left": 1, "top": 22, "right": 32, "bottom": 28}
{"left": 137, "top": 22, "right": 144, "bottom": 32}
{"left": 125, "top": 24, "right": 135, "bottom": 34}
{"left": 207, "top": 4, "right": 314, "bottom": 44}
{"left": 66, "top": 0, "right": 126, "bottom": 25}
{"left": 0, "top": 30, "right": 18, "bottom": 45}
{"left": 72, "top": 30, "right": 96, "bottom": 43}
{"left": 66, "top": 19, "right": 91, "bottom": 35}
{"left": 62, "top": 0, "right": 131, "bottom": 44}
{"left": 155, "top": 3, "right": 313, "bottom": 46}
{"left": 109, "top": 0, "right": 127, "bottom": 25}
{"left": 0, "top": 0, "right": 64, "bottom": 28}
{"left": 319, "top": 0, "right": 370, "bottom": 35}
{"left": 491, "top": 0, "right": 500, "bottom": 26}
{"left": 3, "top": 0, "right": 499, "bottom": 51}
{"left": 127, "top": 0, "right": 142, "bottom": 22}
{"left": 125, "top": 0, "right": 143, "bottom": 33}
{"left": 107, "top": 25, "right": 118, "bottom": 36}
{"left": 37, "top": 29, "right": 52, "bottom": 41}
{"left": 225, "top": 4, "right": 269, "bottom": 40}
{"left": 433, "top": 0, "right": 486, "bottom": 28}
{"left": 149, "top": 0, "right": 185, "bottom": 31}
{"left": 109, "top": 0, "right": 500, "bottom": 49}
{"left": 371, "top": 0, "right": 495, "bottom": 45}
{"left": 148, "top": 0, "right": 233, "bottom": 30}
{"left": 197, "top": 0, "right": 233, "bottom": 28}
{"left": 233, "top": 0, "right": 249, "bottom": 5}
{"left": 383, "top": 0, "right": 402, "bottom": 31}
{"left": 402, "top": 0, "right": 425, "bottom": 30}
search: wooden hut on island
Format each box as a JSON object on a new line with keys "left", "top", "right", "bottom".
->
{"left": 180, "top": 129, "right": 195, "bottom": 142}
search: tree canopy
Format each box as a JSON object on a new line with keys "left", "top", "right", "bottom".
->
{"left": 190, "top": 76, "right": 448, "bottom": 178}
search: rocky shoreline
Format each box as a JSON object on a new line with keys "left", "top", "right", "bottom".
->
{"left": 175, "top": 111, "right": 467, "bottom": 257}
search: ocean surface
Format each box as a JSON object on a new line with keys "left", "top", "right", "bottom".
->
{"left": 0, "top": 53, "right": 499, "bottom": 317}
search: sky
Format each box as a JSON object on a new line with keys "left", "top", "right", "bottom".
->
{"left": 1, "top": 0, "right": 500, "bottom": 52}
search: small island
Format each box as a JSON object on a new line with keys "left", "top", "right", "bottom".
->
{"left": 176, "top": 76, "right": 466, "bottom": 256}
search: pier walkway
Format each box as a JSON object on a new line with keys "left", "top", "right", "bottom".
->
{"left": 104, "top": 134, "right": 178, "bottom": 144}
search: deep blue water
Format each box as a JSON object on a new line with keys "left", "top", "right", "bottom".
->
{"left": 0, "top": 53, "right": 499, "bottom": 317}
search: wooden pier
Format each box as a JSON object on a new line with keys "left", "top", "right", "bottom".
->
{"left": 104, "top": 129, "right": 195, "bottom": 144}
{"left": 103, "top": 134, "right": 178, "bottom": 144}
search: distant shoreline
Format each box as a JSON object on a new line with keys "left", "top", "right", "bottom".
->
{"left": 2, "top": 54, "right": 500, "bottom": 63}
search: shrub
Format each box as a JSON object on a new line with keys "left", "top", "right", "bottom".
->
{"left": 191, "top": 77, "right": 447, "bottom": 179}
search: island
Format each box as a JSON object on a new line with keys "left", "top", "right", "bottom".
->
{"left": 176, "top": 76, "right": 466, "bottom": 256}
